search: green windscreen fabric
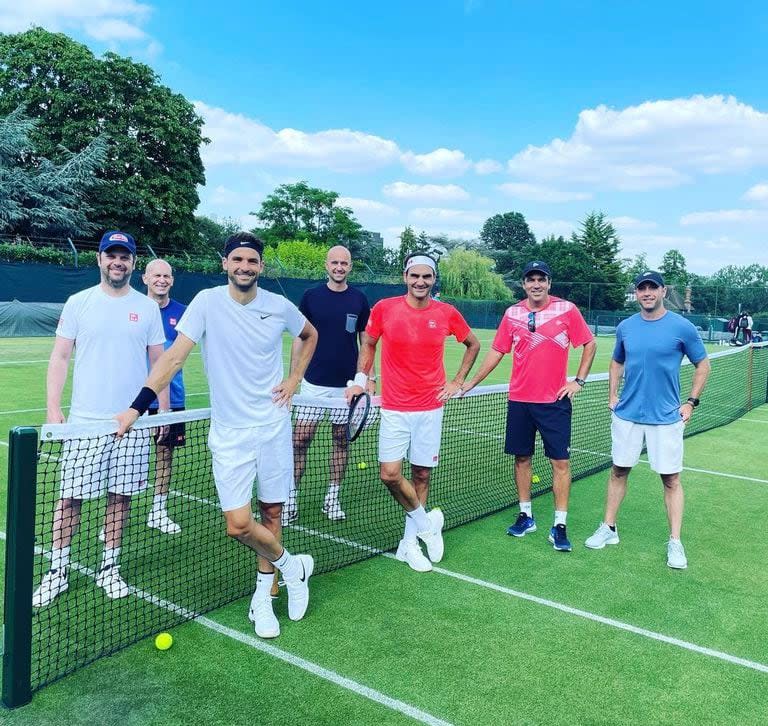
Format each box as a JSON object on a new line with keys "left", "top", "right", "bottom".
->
{"left": 0, "top": 300, "right": 63, "bottom": 337}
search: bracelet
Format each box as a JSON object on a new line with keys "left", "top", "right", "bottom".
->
{"left": 130, "top": 386, "right": 158, "bottom": 416}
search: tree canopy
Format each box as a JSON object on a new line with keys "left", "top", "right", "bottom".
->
{"left": 0, "top": 28, "right": 206, "bottom": 248}
{"left": 571, "top": 212, "right": 626, "bottom": 309}
{"left": 438, "top": 248, "right": 511, "bottom": 301}
{"left": 479, "top": 211, "right": 537, "bottom": 276}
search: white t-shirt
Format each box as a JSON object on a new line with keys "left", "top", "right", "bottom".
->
{"left": 176, "top": 285, "right": 306, "bottom": 428}
{"left": 57, "top": 285, "right": 165, "bottom": 419}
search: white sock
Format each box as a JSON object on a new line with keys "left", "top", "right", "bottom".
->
{"left": 554, "top": 510, "right": 567, "bottom": 526}
{"left": 669, "top": 536, "right": 681, "bottom": 543}
{"left": 406, "top": 505, "right": 430, "bottom": 533}
{"left": 101, "top": 546, "right": 120, "bottom": 570}
{"left": 51, "top": 546, "right": 71, "bottom": 572}
{"left": 325, "top": 482, "right": 340, "bottom": 502}
{"left": 273, "top": 548, "right": 305, "bottom": 581}
{"left": 152, "top": 493, "right": 168, "bottom": 513}
{"left": 403, "top": 512, "right": 419, "bottom": 542}
{"left": 255, "top": 571, "right": 273, "bottom": 599}
{"left": 520, "top": 501, "right": 532, "bottom": 517}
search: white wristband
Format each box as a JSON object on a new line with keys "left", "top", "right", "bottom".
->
{"left": 353, "top": 372, "right": 368, "bottom": 388}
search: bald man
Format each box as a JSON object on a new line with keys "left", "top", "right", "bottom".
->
{"left": 144, "top": 258, "right": 187, "bottom": 534}
{"left": 286, "top": 246, "right": 373, "bottom": 523}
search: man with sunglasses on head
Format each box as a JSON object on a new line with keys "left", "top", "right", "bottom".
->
{"left": 462, "top": 261, "right": 596, "bottom": 552}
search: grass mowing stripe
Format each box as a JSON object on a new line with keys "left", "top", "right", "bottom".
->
{"left": 0, "top": 528, "right": 454, "bottom": 726}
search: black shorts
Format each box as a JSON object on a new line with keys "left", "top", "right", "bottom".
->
{"left": 504, "top": 399, "right": 571, "bottom": 460}
{"left": 149, "top": 407, "right": 186, "bottom": 448}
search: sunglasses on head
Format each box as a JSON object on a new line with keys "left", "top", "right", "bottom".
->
{"left": 527, "top": 311, "right": 536, "bottom": 333}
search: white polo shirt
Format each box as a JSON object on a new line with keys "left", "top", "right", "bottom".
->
{"left": 176, "top": 285, "right": 306, "bottom": 428}
{"left": 57, "top": 285, "right": 165, "bottom": 419}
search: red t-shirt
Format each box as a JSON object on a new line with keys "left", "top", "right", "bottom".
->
{"left": 492, "top": 296, "right": 593, "bottom": 403}
{"left": 367, "top": 296, "right": 471, "bottom": 411}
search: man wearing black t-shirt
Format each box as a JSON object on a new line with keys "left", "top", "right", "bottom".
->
{"left": 285, "top": 246, "right": 373, "bottom": 523}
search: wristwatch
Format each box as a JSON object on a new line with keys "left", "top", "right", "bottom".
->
{"left": 368, "top": 375, "right": 378, "bottom": 382}
{"left": 686, "top": 397, "right": 700, "bottom": 407}
{"left": 575, "top": 378, "right": 586, "bottom": 387}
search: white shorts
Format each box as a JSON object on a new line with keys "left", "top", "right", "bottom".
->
{"left": 208, "top": 418, "right": 293, "bottom": 511}
{"left": 296, "top": 380, "right": 348, "bottom": 425}
{"left": 379, "top": 408, "right": 444, "bottom": 468}
{"left": 611, "top": 413, "right": 685, "bottom": 475}
{"left": 60, "top": 417, "right": 150, "bottom": 500}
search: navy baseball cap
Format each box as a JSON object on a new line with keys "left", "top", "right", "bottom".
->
{"left": 99, "top": 231, "right": 136, "bottom": 255}
{"left": 522, "top": 261, "right": 552, "bottom": 278}
{"left": 633, "top": 270, "right": 665, "bottom": 288}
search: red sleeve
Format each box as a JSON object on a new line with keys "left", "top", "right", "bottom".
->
{"left": 568, "top": 305, "right": 593, "bottom": 348}
{"left": 448, "top": 305, "right": 471, "bottom": 343}
{"left": 492, "top": 311, "right": 514, "bottom": 354}
{"left": 366, "top": 300, "right": 383, "bottom": 341}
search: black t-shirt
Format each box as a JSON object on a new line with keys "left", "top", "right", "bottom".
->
{"left": 300, "top": 284, "right": 371, "bottom": 387}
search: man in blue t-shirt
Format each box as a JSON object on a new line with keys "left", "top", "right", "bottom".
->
{"left": 144, "top": 259, "right": 187, "bottom": 534}
{"left": 585, "top": 271, "right": 711, "bottom": 569}
{"left": 286, "top": 245, "right": 372, "bottom": 523}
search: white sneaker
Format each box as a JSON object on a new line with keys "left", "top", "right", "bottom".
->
{"left": 248, "top": 592, "right": 280, "bottom": 638}
{"left": 322, "top": 498, "right": 346, "bottom": 521}
{"left": 98, "top": 526, "right": 106, "bottom": 543}
{"left": 585, "top": 523, "right": 620, "bottom": 549}
{"left": 32, "top": 569, "right": 69, "bottom": 608}
{"left": 395, "top": 539, "right": 432, "bottom": 572}
{"left": 281, "top": 506, "right": 298, "bottom": 526}
{"left": 417, "top": 508, "right": 445, "bottom": 563}
{"left": 148, "top": 510, "right": 181, "bottom": 535}
{"left": 284, "top": 554, "right": 314, "bottom": 621}
{"left": 667, "top": 539, "right": 688, "bottom": 569}
{"left": 96, "top": 565, "right": 130, "bottom": 599}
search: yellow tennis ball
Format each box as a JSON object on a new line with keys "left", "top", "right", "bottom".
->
{"left": 155, "top": 632, "right": 173, "bottom": 651}
{"left": 531, "top": 475, "right": 540, "bottom": 484}
{"left": 357, "top": 461, "right": 368, "bottom": 470}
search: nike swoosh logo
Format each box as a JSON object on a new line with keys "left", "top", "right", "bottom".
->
{"left": 260, "top": 314, "right": 272, "bottom": 319}
{"left": 299, "top": 561, "right": 306, "bottom": 583}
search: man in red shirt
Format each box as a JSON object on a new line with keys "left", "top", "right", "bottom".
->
{"left": 346, "top": 252, "right": 480, "bottom": 571}
{"left": 463, "top": 261, "right": 596, "bottom": 551}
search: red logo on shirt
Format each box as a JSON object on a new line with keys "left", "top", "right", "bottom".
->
{"left": 169, "top": 317, "right": 177, "bottom": 326}
{"left": 129, "top": 312, "right": 139, "bottom": 322}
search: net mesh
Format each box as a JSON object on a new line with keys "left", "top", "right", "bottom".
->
{"left": 22, "top": 342, "right": 768, "bottom": 692}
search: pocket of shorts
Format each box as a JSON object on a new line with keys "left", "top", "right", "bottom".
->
{"left": 345, "top": 313, "right": 358, "bottom": 333}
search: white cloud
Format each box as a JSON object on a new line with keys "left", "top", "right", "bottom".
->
{"left": 382, "top": 181, "right": 470, "bottom": 202}
{"left": 0, "top": 0, "right": 153, "bottom": 42}
{"left": 197, "top": 102, "right": 402, "bottom": 173}
{"left": 528, "top": 219, "right": 574, "bottom": 239}
{"left": 408, "top": 208, "right": 487, "bottom": 224}
{"left": 400, "top": 148, "right": 470, "bottom": 177}
{"left": 497, "top": 182, "right": 591, "bottom": 203}
{"left": 610, "top": 216, "right": 659, "bottom": 231}
{"left": 743, "top": 182, "right": 768, "bottom": 204}
{"left": 622, "top": 233, "right": 699, "bottom": 248}
{"left": 337, "top": 197, "right": 398, "bottom": 216}
{"left": 474, "top": 159, "right": 503, "bottom": 175}
{"left": 507, "top": 95, "right": 768, "bottom": 191}
{"left": 680, "top": 209, "right": 768, "bottom": 225}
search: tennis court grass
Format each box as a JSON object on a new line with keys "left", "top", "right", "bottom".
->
{"left": 2, "top": 335, "right": 765, "bottom": 725}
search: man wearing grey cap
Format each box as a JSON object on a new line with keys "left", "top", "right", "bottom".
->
{"left": 463, "top": 260, "right": 596, "bottom": 552}
{"left": 585, "top": 271, "right": 711, "bottom": 569}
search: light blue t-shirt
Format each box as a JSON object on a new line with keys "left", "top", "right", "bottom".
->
{"left": 613, "top": 311, "right": 707, "bottom": 425}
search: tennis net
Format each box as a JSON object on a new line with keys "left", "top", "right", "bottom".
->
{"left": 3, "top": 342, "right": 767, "bottom": 706}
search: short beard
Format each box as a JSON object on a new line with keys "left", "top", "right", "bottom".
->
{"left": 102, "top": 269, "right": 131, "bottom": 289}
{"left": 228, "top": 271, "right": 257, "bottom": 292}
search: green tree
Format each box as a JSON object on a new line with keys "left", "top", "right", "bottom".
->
{"left": 659, "top": 249, "right": 689, "bottom": 287}
{"left": 192, "top": 215, "right": 241, "bottom": 257}
{"left": 479, "top": 211, "right": 537, "bottom": 276}
{"left": 536, "top": 235, "right": 596, "bottom": 308}
{"left": 0, "top": 28, "right": 207, "bottom": 248}
{"left": 624, "top": 252, "right": 650, "bottom": 279}
{"left": 253, "top": 181, "right": 363, "bottom": 250}
{"left": 438, "top": 248, "right": 511, "bottom": 300}
{"left": 571, "top": 212, "right": 626, "bottom": 309}
{"left": 0, "top": 106, "right": 107, "bottom": 236}
{"left": 262, "top": 239, "right": 328, "bottom": 278}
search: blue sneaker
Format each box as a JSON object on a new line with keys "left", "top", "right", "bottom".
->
{"left": 507, "top": 512, "right": 537, "bottom": 537}
{"left": 548, "top": 524, "right": 572, "bottom": 552}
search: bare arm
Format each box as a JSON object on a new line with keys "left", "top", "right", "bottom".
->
{"left": 360, "top": 330, "right": 376, "bottom": 394}
{"left": 461, "top": 347, "right": 505, "bottom": 395}
{"left": 46, "top": 336, "right": 75, "bottom": 424}
{"left": 557, "top": 339, "right": 598, "bottom": 400}
{"left": 679, "top": 356, "right": 711, "bottom": 422}
{"left": 148, "top": 344, "right": 171, "bottom": 411}
{"left": 289, "top": 336, "right": 302, "bottom": 375}
{"left": 438, "top": 332, "right": 481, "bottom": 401}
{"left": 608, "top": 358, "right": 624, "bottom": 410}
{"left": 273, "top": 321, "right": 318, "bottom": 407}
{"left": 345, "top": 333, "right": 378, "bottom": 402}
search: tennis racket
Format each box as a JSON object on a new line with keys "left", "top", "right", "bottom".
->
{"left": 346, "top": 393, "right": 371, "bottom": 442}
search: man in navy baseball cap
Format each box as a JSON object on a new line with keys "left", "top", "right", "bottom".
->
{"left": 522, "top": 260, "right": 552, "bottom": 279}
{"left": 633, "top": 270, "right": 665, "bottom": 288}
{"left": 99, "top": 231, "right": 137, "bottom": 256}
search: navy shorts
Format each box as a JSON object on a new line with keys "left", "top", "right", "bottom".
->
{"left": 504, "top": 399, "right": 572, "bottom": 460}
{"left": 149, "top": 406, "right": 186, "bottom": 448}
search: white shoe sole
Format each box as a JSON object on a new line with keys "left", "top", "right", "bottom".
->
{"left": 248, "top": 608, "right": 280, "bottom": 638}
{"left": 394, "top": 542, "right": 432, "bottom": 572}
{"left": 585, "top": 537, "right": 619, "bottom": 550}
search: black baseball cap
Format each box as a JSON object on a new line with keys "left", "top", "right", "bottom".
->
{"left": 633, "top": 271, "right": 665, "bottom": 288}
{"left": 522, "top": 261, "right": 552, "bottom": 278}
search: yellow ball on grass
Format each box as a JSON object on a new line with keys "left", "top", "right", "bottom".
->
{"left": 155, "top": 632, "right": 173, "bottom": 651}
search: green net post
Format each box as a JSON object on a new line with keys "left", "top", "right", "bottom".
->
{"left": 2, "top": 427, "right": 38, "bottom": 709}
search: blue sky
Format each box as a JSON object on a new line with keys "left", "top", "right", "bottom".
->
{"left": 3, "top": 0, "right": 768, "bottom": 273}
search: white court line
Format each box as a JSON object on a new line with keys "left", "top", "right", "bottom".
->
{"left": 0, "top": 529, "right": 452, "bottom": 726}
